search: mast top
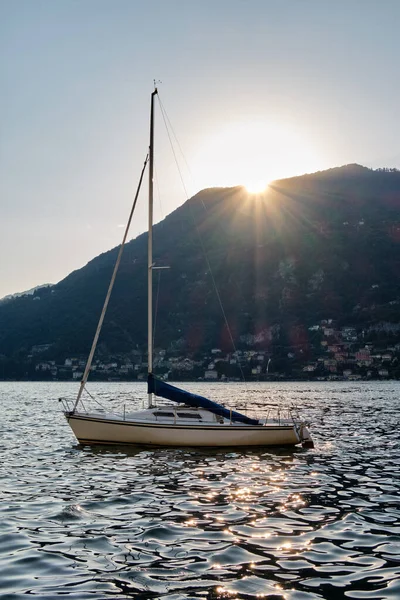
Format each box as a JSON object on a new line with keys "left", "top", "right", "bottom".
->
{"left": 153, "top": 79, "right": 161, "bottom": 94}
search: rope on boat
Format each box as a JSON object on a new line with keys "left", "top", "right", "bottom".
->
{"left": 73, "top": 154, "right": 149, "bottom": 412}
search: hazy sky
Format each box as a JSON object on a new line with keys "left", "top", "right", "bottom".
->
{"left": 1, "top": 0, "right": 400, "bottom": 297}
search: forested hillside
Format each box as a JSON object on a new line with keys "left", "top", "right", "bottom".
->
{"left": 1, "top": 164, "right": 400, "bottom": 374}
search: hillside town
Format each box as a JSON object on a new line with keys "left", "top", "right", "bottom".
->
{"left": 4, "top": 318, "right": 400, "bottom": 382}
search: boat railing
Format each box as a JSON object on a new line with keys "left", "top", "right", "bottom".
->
{"left": 59, "top": 397, "right": 74, "bottom": 413}
{"left": 59, "top": 396, "right": 130, "bottom": 418}
{"left": 59, "top": 397, "right": 94, "bottom": 414}
{"left": 260, "top": 408, "right": 303, "bottom": 426}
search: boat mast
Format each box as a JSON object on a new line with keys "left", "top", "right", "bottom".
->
{"left": 148, "top": 86, "right": 158, "bottom": 408}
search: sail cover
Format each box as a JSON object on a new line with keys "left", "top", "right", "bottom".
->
{"left": 148, "top": 374, "right": 259, "bottom": 425}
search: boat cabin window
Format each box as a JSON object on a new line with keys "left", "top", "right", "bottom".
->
{"left": 154, "top": 410, "right": 202, "bottom": 419}
{"left": 177, "top": 412, "right": 201, "bottom": 419}
{"left": 155, "top": 411, "right": 175, "bottom": 418}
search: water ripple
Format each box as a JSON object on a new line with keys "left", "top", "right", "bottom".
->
{"left": 0, "top": 380, "right": 399, "bottom": 599}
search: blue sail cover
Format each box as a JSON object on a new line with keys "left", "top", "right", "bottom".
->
{"left": 148, "top": 374, "right": 259, "bottom": 425}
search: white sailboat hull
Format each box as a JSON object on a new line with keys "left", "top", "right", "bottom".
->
{"left": 66, "top": 413, "right": 303, "bottom": 447}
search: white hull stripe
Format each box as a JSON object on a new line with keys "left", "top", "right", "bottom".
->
{"left": 75, "top": 437, "right": 299, "bottom": 447}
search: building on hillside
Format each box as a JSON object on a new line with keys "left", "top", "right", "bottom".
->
{"left": 204, "top": 370, "right": 218, "bottom": 380}
{"left": 32, "top": 344, "right": 53, "bottom": 354}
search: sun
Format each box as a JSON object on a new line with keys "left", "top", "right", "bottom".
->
{"left": 245, "top": 180, "right": 268, "bottom": 194}
{"left": 190, "top": 118, "right": 326, "bottom": 191}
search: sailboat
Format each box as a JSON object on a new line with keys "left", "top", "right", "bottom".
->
{"left": 63, "top": 88, "right": 314, "bottom": 448}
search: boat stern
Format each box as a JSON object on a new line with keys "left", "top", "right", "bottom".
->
{"left": 299, "top": 424, "right": 314, "bottom": 448}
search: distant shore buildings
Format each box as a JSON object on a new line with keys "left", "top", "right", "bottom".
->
{"left": 2, "top": 317, "right": 400, "bottom": 382}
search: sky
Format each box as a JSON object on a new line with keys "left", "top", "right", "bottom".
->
{"left": 1, "top": 0, "right": 400, "bottom": 298}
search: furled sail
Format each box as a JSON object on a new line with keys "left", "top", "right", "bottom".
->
{"left": 148, "top": 374, "right": 259, "bottom": 425}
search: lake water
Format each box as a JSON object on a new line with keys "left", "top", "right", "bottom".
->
{"left": 1, "top": 381, "right": 400, "bottom": 599}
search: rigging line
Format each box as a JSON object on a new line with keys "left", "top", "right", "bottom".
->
{"left": 157, "top": 96, "right": 247, "bottom": 386}
{"left": 83, "top": 386, "right": 95, "bottom": 400}
{"left": 83, "top": 386, "right": 111, "bottom": 410}
{"left": 157, "top": 96, "right": 190, "bottom": 199}
{"left": 84, "top": 383, "right": 139, "bottom": 414}
{"left": 190, "top": 222, "right": 248, "bottom": 386}
{"left": 73, "top": 153, "right": 149, "bottom": 412}
{"left": 157, "top": 95, "right": 197, "bottom": 196}
{"left": 83, "top": 386, "right": 106, "bottom": 410}
{"left": 158, "top": 94, "right": 207, "bottom": 214}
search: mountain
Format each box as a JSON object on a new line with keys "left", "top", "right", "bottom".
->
{"left": 1, "top": 164, "right": 400, "bottom": 368}
{"left": 0, "top": 284, "right": 53, "bottom": 304}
